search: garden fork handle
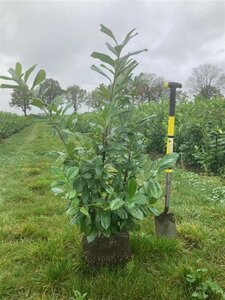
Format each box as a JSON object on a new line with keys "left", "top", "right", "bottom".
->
{"left": 164, "top": 82, "right": 182, "bottom": 213}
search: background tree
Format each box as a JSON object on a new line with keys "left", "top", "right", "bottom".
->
{"left": 134, "top": 73, "right": 165, "bottom": 103}
{"left": 10, "top": 86, "right": 32, "bottom": 116}
{"left": 85, "top": 84, "right": 106, "bottom": 110}
{"left": 176, "top": 90, "right": 189, "bottom": 103}
{"left": 38, "top": 78, "right": 64, "bottom": 104}
{"left": 65, "top": 84, "right": 87, "bottom": 113}
{"left": 187, "top": 64, "right": 225, "bottom": 99}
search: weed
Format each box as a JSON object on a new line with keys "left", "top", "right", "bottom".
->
{"left": 208, "top": 187, "right": 225, "bottom": 205}
{"left": 185, "top": 268, "right": 225, "bottom": 299}
{"left": 71, "top": 290, "right": 91, "bottom": 300}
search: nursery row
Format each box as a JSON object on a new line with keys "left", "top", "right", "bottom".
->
{"left": 77, "top": 97, "right": 225, "bottom": 177}
{"left": 0, "top": 111, "right": 31, "bottom": 140}
{"left": 142, "top": 96, "right": 225, "bottom": 177}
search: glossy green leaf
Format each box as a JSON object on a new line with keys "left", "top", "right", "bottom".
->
{"left": 114, "top": 45, "right": 123, "bottom": 55}
{"left": 66, "top": 166, "right": 79, "bottom": 179}
{"left": 91, "top": 52, "right": 114, "bottom": 67}
{"left": 122, "top": 28, "right": 137, "bottom": 46}
{"left": 148, "top": 179, "right": 163, "bottom": 199}
{"left": 87, "top": 229, "right": 97, "bottom": 243}
{"left": 82, "top": 173, "right": 92, "bottom": 179}
{"left": 31, "top": 69, "right": 46, "bottom": 89}
{"left": 128, "top": 178, "right": 137, "bottom": 199}
{"left": 110, "top": 198, "right": 125, "bottom": 210}
{"left": 132, "top": 194, "right": 149, "bottom": 205}
{"left": 24, "top": 64, "right": 37, "bottom": 82}
{"left": 66, "top": 207, "right": 76, "bottom": 216}
{"left": 116, "top": 208, "right": 128, "bottom": 219}
{"left": 100, "top": 24, "right": 118, "bottom": 44}
{"left": 52, "top": 187, "right": 64, "bottom": 194}
{"left": 66, "top": 190, "right": 77, "bottom": 200}
{"left": 106, "top": 42, "right": 117, "bottom": 55}
{"left": 129, "top": 208, "right": 144, "bottom": 220}
{"left": 80, "top": 207, "right": 90, "bottom": 217}
{"left": 100, "top": 64, "right": 114, "bottom": 75}
{"left": 159, "top": 153, "right": 179, "bottom": 170}
{"left": 31, "top": 99, "right": 45, "bottom": 109}
{"left": 101, "top": 211, "right": 111, "bottom": 229}
{"left": 0, "top": 76, "right": 16, "bottom": 81}
{"left": 91, "top": 65, "right": 112, "bottom": 83}
{"left": 121, "top": 49, "right": 148, "bottom": 62}
{"left": 148, "top": 207, "right": 160, "bottom": 216}
{"left": 8, "top": 68, "right": 17, "bottom": 78}
{"left": 15, "top": 62, "right": 22, "bottom": 77}
{"left": 70, "top": 212, "right": 83, "bottom": 225}
{"left": 0, "top": 84, "right": 19, "bottom": 89}
{"left": 66, "top": 142, "right": 75, "bottom": 156}
{"left": 103, "top": 228, "right": 111, "bottom": 238}
{"left": 95, "top": 167, "right": 102, "bottom": 177}
{"left": 51, "top": 166, "right": 62, "bottom": 176}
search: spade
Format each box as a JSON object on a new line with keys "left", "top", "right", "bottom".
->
{"left": 155, "top": 82, "right": 182, "bottom": 238}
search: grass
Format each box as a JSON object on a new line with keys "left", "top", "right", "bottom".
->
{"left": 0, "top": 122, "right": 225, "bottom": 300}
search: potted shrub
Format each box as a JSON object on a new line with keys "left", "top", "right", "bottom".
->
{"left": 0, "top": 25, "right": 178, "bottom": 266}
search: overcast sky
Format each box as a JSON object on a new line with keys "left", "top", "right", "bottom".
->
{"left": 0, "top": 0, "right": 225, "bottom": 114}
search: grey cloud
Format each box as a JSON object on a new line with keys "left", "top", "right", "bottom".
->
{"left": 0, "top": 0, "right": 225, "bottom": 113}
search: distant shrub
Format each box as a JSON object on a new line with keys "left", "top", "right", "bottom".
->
{"left": 76, "top": 112, "right": 93, "bottom": 133}
{"left": 0, "top": 111, "right": 31, "bottom": 140}
{"left": 135, "top": 96, "right": 225, "bottom": 176}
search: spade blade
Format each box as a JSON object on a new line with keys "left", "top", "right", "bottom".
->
{"left": 155, "top": 212, "right": 176, "bottom": 238}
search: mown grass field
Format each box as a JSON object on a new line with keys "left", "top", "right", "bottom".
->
{"left": 0, "top": 122, "right": 225, "bottom": 300}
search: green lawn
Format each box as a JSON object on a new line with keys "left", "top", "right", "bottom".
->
{"left": 0, "top": 122, "right": 225, "bottom": 300}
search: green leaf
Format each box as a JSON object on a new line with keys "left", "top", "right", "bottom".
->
{"left": 122, "top": 28, "right": 137, "bottom": 46}
{"left": 0, "top": 76, "right": 16, "bottom": 81}
{"left": 65, "top": 190, "right": 77, "bottom": 200}
{"left": 128, "top": 178, "right": 137, "bottom": 199}
{"left": 129, "top": 208, "right": 144, "bottom": 220}
{"left": 110, "top": 198, "right": 125, "bottom": 210}
{"left": 148, "top": 179, "right": 163, "bottom": 199}
{"left": 0, "top": 84, "right": 19, "bottom": 89}
{"left": 103, "top": 228, "right": 111, "bottom": 238}
{"left": 132, "top": 194, "right": 149, "bottom": 205}
{"left": 101, "top": 211, "right": 111, "bottom": 229}
{"left": 106, "top": 42, "right": 118, "bottom": 56}
{"left": 159, "top": 153, "right": 179, "bottom": 170}
{"left": 121, "top": 49, "right": 148, "bottom": 62}
{"left": 116, "top": 208, "right": 128, "bottom": 219}
{"left": 100, "top": 64, "right": 114, "bottom": 75}
{"left": 87, "top": 229, "right": 98, "bottom": 243}
{"left": 24, "top": 64, "right": 37, "bottom": 82}
{"left": 80, "top": 207, "right": 90, "bottom": 217}
{"left": 31, "top": 69, "right": 46, "bottom": 89}
{"left": 91, "top": 65, "right": 112, "bottom": 83}
{"left": 66, "top": 166, "right": 79, "bottom": 179}
{"left": 70, "top": 212, "right": 83, "bottom": 225}
{"left": 114, "top": 45, "right": 123, "bottom": 55}
{"left": 15, "top": 62, "right": 22, "bottom": 77}
{"left": 8, "top": 68, "right": 17, "bottom": 78}
{"left": 117, "top": 60, "right": 139, "bottom": 78}
{"left": 52, "top": 187, "right": 64, "bottom": 194}
{"left": 66, "top": 206, "right": 76, "bottom": 216}
{"left": 31, "top": 98, "right": 45, "bottom": 109}
{"left": 51, "top": 166, "right": 62, "bottom": 176}
{"left": 66, "top": 142, "right": 75, "bottom": 156}
{"left": 95, "top": 167, "right": 102, "bottom": 177}
{"left": 148, "top": 207, "right": 160, "bottom": 216}
{"left": 91, "top": 52, "right": 114, "bottom": 67}
{"left": 82, "top": 173, "right": 92, "bottom": 179}
{"left": 100, "top": 24, "right": 118, "bottom": 44}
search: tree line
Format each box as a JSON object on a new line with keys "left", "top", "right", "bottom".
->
{"left": 10, "top": 63, "right": 225, "bottom": 115}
